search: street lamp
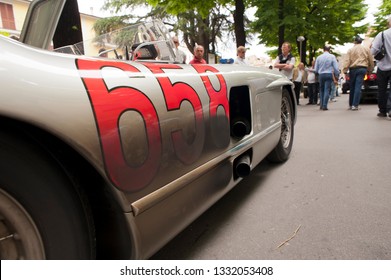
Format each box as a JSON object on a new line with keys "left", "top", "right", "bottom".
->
{"left": 297, "top": 36, "right": 305, "bottom": 63}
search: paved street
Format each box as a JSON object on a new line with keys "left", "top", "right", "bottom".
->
{"left": 152, "top": 93, "right": 391, "bottom": 260}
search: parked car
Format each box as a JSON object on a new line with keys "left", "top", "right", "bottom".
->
{"left": 342, "top": 62, "right": 386, "bottom": 102}
{"left": 361, "top": 62, "right": 381, "bottom": 101}
{"left": 0, "top": 0, "right": 296, "bottom": 260}
{"left": 342, "top": 73, "right": 350, "bottom": 94}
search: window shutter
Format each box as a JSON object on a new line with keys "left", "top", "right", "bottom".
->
{"left": 0, "top": 3, "right": 16, "bottom": 30}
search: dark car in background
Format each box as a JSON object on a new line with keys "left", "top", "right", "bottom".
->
{"left": 342, "top": 62, "right": 383, "bottom": 102}
{"left": 342, "top": 73, "right": 350, "bottom": 94}
{"left": 361, "top": 67, "right": 380, "bottom": 101}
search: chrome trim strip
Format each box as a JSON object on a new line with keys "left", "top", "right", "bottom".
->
{"left": 131, "top": 121, "right": 281, "bottom": 216}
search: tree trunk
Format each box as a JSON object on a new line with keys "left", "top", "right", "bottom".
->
{"left": 233, "top": 0, "right": 246, "bottom": 47}
{"left": 277, "top": 0, "right": 285, "bottom": 54}
{"left": 200, "top": 17, "right": 210, "bottom": 62}
{"left": 296, "top": 38, "right": 308, "bottom": 65}
{"left": 302, "top": 40, "right": 307, "bottom": 65}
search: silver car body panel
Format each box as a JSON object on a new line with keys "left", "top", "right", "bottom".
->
{"left": 0, "top": 1, "right": 295, "bottom": 258}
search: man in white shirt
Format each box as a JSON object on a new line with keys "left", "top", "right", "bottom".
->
{"left": 172, "top": 36, "right": 186, "bottom": 64}
{"left": 292, "top": 63, "right": 306, "bottom": 105}
{"left": 234, "top": 46, "right": 247, "bottom": 64}
{"left": 306, "top": 60, "right": 319, "bottom": 105}
{"left": 274, "top": 42, "right": 295, "bottom": 80}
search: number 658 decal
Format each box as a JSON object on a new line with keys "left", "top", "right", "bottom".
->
{"left": 77, "top": 59, "right": 229, "bottom": 192}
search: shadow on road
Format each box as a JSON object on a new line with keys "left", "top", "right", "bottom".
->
{"left": 150, "top": 159, "right": 282, "bottom": 259}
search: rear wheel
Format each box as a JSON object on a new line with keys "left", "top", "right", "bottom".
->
{"left": 0, "top": 189, "right": 45, "bottom": 259}
{"left": 0, "top": 132, "right": 95, "bottom": 259}
{"left": 267, "top": 89, "right": 294, "bottom": 163}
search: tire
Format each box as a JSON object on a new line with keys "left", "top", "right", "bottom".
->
{"left": 0, "top": 132, "right": 95, "bottom": 259}
{"left": 267, "top": 89, "right": 294, "bottom": 163}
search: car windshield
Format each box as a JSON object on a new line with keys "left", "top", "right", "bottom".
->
{"left": 53, "top": 20, "right": 176, "bottom": 62}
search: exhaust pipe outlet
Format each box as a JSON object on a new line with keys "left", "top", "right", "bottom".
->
{"left": 232, "top": 119, "right": 249, "bottom": 138}
{"left": 235, "top": 154, "right": 251, "bottom": 178}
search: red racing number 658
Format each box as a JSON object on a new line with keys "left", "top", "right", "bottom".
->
{"left": 77, "top": 59, "right": 229, "bottom": 193}
{"left": 77, "top": 60, "right": 161, "bottom": 192}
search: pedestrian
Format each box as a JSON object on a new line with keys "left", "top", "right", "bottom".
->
{"left": 172, "top": 36, "right": 186, "bottom": 64}
{"left": 189, "top": 45, "right": 207, "bottom": 64}
{"left": 338, "top": 74, "right": 344, "bottom": 95}
{"left": 343, "top": 36, "right": 374, "bottom": 110}
{"left": 292, "top": 62, "right": 306, "bottom": 105}
{"left": 274, "top": 42, "right": 295, "bottom": 80}
{"left": 234, "top": 46, "right": 247, "bottom": 64}
{"left": 329, "top": 70, "right": 339, "bottom": 102}
{"left": 314, "top": 45, "right": 340, "bottom": 110}
{"left": 306, "top": 59, "right": 319, "bottom": 105}
{"left": 370, "top": 16, "right": 391, "bottom": 118}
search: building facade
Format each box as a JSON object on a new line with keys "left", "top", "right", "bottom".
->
{"left": 0, "top": 0, "right": 29, "bottom": 38}
{"left": 0, "top": 0, "right": 99, "bottom": 43}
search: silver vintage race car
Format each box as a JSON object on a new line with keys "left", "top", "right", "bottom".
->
{"left": 0, "top": 0, "right": 296, "bottom": 259}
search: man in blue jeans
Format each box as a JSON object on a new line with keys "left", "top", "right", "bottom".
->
{"left": 343, "top": 36, "right": 374, "bottom": 110}
{"left": 314, "top": 45, "right": 340, "bottom": 110}
{"left": 371, "top": 16, "right": 391, "bottom": 118}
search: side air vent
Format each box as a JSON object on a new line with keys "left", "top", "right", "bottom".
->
{"left": 229, "top": 86, "right": 252, "bottom": 139}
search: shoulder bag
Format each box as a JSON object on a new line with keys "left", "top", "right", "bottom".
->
{"left": 374, "top": 32, "right": 387, "bottom": 60}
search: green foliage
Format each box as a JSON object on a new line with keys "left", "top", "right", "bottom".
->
{"left": 370, "top": 1, "right": 391, "bottom": 36}
{"left": 93, "top": 16, "right": 128, "bottom": 35}
{"left": 252, "top": 0, "right": 367, "bottom": 46}
{"left": 97, "top": 0, "right": 371, "bottom": 62}
{"left": 98, "top": 0, "right": 234, "bottom": 56}
{"left": 251, "top": 0, "right": 368, "bottom": 62}
{"left": 147, "top": 0, "right": 218, "bottom": 18}
{"left": 103, "top": 0, "right": 149, "bottom": 13}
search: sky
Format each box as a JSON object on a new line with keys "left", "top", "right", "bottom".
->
{"left": 77, "top": 0, "right": 383, "bottom": 57}
{"left": 78, "top": 0, "right": 108, "bottom": 16}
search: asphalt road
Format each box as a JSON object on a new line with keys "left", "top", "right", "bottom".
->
{"left": 151, "top": 93, "right": 391, "bottom": 260}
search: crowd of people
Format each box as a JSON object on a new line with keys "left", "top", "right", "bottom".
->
{"left": 270, "top": 15, "right": 391, "bottom": 117}
{"left": 172, "top": 15, "right": 391, "bottom": 118}
{"left": 272, "top": 41, "right": 340, "bottom": 109}
{"left": 174, "top": 40, "right": 248, "bottom": 65}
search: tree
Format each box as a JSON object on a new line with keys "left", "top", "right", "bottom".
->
{"left": 277, "top": 0, "right": 285, "bottom": 54}
{"left": 233, "top": 0, "right": 246, "bottom": 47}
{"left": 370, "top": 0, "right": 391, "bottom": 36}
{"left": 251, "top": 0, "right": 368, "bottom": 64}
{"left": 99, "top": 0, "right": 235, "bottom": 62}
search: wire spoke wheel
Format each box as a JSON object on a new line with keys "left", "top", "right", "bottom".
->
{"left": 0, "top": 189, "right": 45, "bottom": 259}
{"left": 0, "top": 131, "right": 95, "bottom": 260}
{"left": 280, "top": 94, "right": 292, "bottom": 149}
{"left": 267, "top": 89, "right": 294, "bottom": 163}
